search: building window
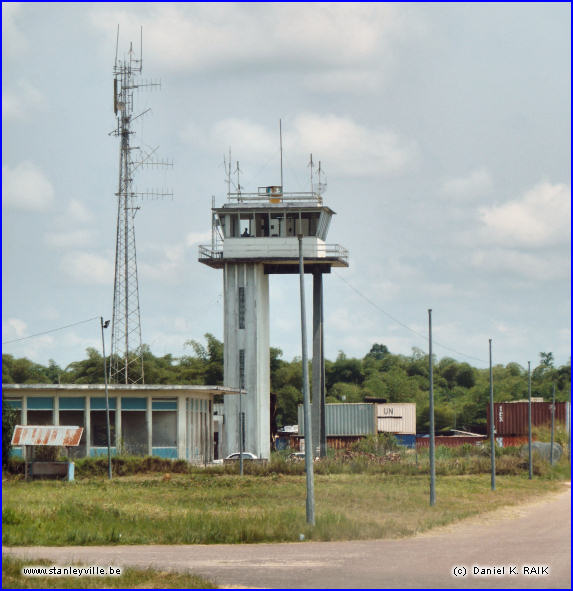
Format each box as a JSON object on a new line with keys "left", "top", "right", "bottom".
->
{"left": 90, "top": 397, "right": 116, "bottom": 447}
{"left": 238, "top": 287, "right": 245, "bottom": 329}
{"left": 152, "top": 398, "right": 177, "bottom": 448}
{"left": 121, "top": 397, "right": 148, "bottom": 456}
{"left": 26, "top": 397, "right": 54, "bottom": 426}
{"left": 90, "top": 411, "right": 116, "bottom": 447}
{"left": 239, "top": 349, "right": 245, "bottom": 390}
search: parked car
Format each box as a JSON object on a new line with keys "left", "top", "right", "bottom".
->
{"left": 225, "top": 452, "right": 258, "bottom": 460}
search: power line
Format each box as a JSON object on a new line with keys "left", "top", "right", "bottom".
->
{"left": 2, "top": 316, "right": 100, "bottom": 345}
{"left": 333, "top": 271, "right": 486, "bottom": 363}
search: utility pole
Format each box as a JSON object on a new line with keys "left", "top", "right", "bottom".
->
{"left": 528, "top": 361, "right": 532, "bottom": 479}
{"left": 550, "top": 384, "right": 555, "bottom": 466}
{"left": 489, "top": 339, "right": 495, "bottom": 491}
{"left": 299, "top": 234, "right": 315, "bottom": 525}
{"left": 428, "top": 309, "right": 436, "bottom": 506}
{"left": 100, "top": 317, "right": 112, "bottom": 480}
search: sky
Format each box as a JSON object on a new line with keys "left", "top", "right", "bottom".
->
{"left": 2, "top": 2, "right": 571, "bottom": 373}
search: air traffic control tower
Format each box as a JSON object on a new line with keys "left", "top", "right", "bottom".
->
{"left": 199, "top": 181, "right": 348, "bottom": 459}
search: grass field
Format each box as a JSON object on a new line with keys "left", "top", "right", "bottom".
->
{"left": 2, "top": 556, "right": 216, "bottom": 589}
{"left": 2, "top": 471, "right": 566, "bottom": 546}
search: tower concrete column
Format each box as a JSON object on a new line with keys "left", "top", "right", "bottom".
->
{"left": 223, "top": 263, "right": 270, "bottom": 459}
{"left": 312, "top": 270, "right": 323, "bottom": 457}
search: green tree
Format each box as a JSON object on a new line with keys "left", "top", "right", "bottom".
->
{"left": 365, "top": 343, "right": 389, "bottom": 360}
{"left": 2, "top": 395, "right": 17, "bottom": 466}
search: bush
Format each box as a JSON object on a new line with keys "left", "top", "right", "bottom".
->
{"left": 349, "top": 433, "right": 398, "bottom": 456}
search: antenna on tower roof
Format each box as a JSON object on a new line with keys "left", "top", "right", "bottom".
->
{"left": 235, "top": 161, "right": 242, "bottom": 195}
{"left": 317, "top": 160, "right": 327, "bottom": 196}
{"left": 308, "top": 153, "right": 314, "bottom": 195}
{"left": 279, "top": 119, "right": 284, "bottom": 192}
{"left": 114, "top": 24, "right": 119, "bottom": 69}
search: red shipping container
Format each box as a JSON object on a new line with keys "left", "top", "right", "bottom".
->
{"left": 416, "top": 436, "right": 486, "bottom": 449}
{"left": 487, "top": 402, "right": 568, "bottom": 436}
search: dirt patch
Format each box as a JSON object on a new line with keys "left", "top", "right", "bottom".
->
{"left": 416, "top": 481, "right": 571, "bottom": 538}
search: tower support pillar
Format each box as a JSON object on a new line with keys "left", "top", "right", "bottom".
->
{"left": 312, "top": 270, "right": 325, "bottom": 457}
{"left": 223, "top": 263, "right": 270, "bottom": 459}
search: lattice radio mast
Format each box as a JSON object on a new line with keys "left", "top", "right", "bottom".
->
{"left": 109, "top": 27, "right": 172, "bottom": 384}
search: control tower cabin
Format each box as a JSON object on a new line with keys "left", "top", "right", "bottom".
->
{"left": 199, "top": 184, "right": 348, "bottom": 459}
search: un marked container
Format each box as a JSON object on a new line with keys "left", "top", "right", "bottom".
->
{"left": 487, "top": 401, "right": 569, "bottom": 436}
{"left": 376, "top": 403, "right": 416, "bottom": 435}
{"left": 298, "top": 403, "right": 375, "bottom": 436}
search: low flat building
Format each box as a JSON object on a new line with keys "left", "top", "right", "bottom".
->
{"left": 3, "top": 383, "right": 240, "bottom": 462}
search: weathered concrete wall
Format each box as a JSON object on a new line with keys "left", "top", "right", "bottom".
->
{"left": 223, "top": 263, "right": 270, "bottom": 459}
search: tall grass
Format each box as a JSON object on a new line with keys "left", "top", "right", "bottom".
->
{"left": 2, "top": 556, "right": 216, "bottom": 589}
{"left": 2, "top": 467, "right": 567, "bottom": 547}
{"left": 4, "top": 442, "right": 567, "bottom": 479}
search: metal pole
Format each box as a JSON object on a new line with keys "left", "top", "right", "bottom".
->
{"left": 299, "top": 234, "right": 315, "bottom": 525}
{"left": 279, "top": 119, "right": 284, "bottom": 192}
{"left": 100, "top": 317, "right": 112, "bottom": 480}
{"left": 567, "top": 384, "right": 571, "bottom": 461}
{"left": 528, "top": 361, "right": 532, "bottom": 480}
{"left": 550, "top": 384, "right": 555, "bottom": 466}
{"left": 320, "top": 282, "right": 327, "bottom": 458}
{"left": 428, "top": 309, "right": 436, "bottom": 506}
{"left": 489, "top": 339, "right": 495, "bottom": 491}
{"left": 239, "top": 390, "right": 243, "bottom": 477}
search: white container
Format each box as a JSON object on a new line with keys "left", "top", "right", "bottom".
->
{"left": 376, "top": 403, "right": 416, "bottom": 435}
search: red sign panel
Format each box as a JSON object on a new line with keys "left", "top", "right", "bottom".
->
{"left": 11, "top": 425, "right": 83, "bottom": 446}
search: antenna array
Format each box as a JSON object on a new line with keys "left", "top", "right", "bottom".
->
{"left": 109, "top": 27, "right": 172, "bottom": 384}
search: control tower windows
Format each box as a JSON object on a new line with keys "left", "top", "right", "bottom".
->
{"left": 255, "top": 213, "right": 269, "bottom": 237}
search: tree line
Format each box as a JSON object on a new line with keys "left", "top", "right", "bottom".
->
{"left": 2, "top": 336, "right": 570, "bottom": 434}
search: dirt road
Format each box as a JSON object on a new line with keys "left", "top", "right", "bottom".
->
{"left": 4, "top": 484, "right": 570, "bottom": 589}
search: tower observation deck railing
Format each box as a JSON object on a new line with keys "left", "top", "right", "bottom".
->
{"left": 227, "top": 189, "right": 323, "bottom": 205}
{"left": 198, "top": 243, "right": 349, "bottom": 264}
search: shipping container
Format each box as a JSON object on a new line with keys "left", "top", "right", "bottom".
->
{"left": 416, "top": 435, "right": 486, "bottom": 449}
{"left": 395, "top": 434, "right": 416, "bottom": 448}
{"left": 495, "top": 436, "right": 529, "bottom": 448}
{"left": 487, "top": 401, "right": 569, "bottom": 436}
{"left": 376, "top": 403, "right": 416, "bottom": 434}
{"left": 298, "top": 403, "right": 375, "bottom": 436}
{"left": 290, "top": 435, "right": 366, "bottom": 452}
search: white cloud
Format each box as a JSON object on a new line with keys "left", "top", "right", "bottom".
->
{"left": 293, "top": 113, "right": 417, "bottom": 176}
{"left": 303, "top": 69, "right": 384, "bottom": 94}
{"left": 2, "top": 317, "right": 28, "bottom": 342}
{"left": 60, "top": 252, "right": 113, "bottom": 285}
{"left": 471, "top": 247, "right": 570, "bottom": 281}
{"left": 140, "top": 243, "right": 186, "bottom": 282}
{"left": 190, "top": 114, "right": 417, "bottom": 178}
{"left": 2, "top": 317, "right": 55, "bottom": 361}
{"left": 90, "top": 4, "right": 415, "bottom": 76}
{"left": 2, "top": 161, "right": 55, "bottom": 211}
{"left": 186, "top": 231, "right": 212, "bottom": 247}
{"left": 45, "top": 230, "right": 96, "bottom": 249}
{"left": 2, "top": 79, "right": 45, "bottom": 121}
{"left": 479, "top": 181, "right": 570, "bottom": 247}
{"left": 2, "top": 3, "right": 28, "bottom": 58}
{"left": 65, "top": 200, "right": 92, "bottom": 224}
{"left": 441, "top": 168, "right": 493, "bottom": 199}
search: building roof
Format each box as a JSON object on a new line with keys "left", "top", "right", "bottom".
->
{"left": 2, "top": 384, "right": 242, "bottom": 396}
